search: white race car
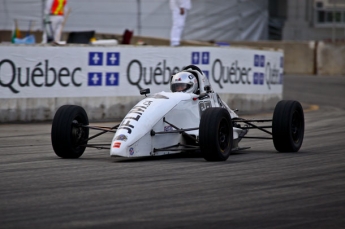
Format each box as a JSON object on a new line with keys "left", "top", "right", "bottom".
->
{"left": 51, "top": 65, "right": 305, "bottom": 161}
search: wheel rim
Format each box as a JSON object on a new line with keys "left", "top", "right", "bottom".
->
{"left": 218, "top": 118, "right": 230, "bottom": 153}
{"left": 291, "top": 110, "right": 302, "bottom": 143}
{"left": 72, "top": 119, "right": 86, "bottom": 147}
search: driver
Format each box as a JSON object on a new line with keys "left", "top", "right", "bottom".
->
{"left": 170, "top": 72, "right": 199, "bottom": 94}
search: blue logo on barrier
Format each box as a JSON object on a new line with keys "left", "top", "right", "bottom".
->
{"left": 259, "top": 73, "right": 264, "bottom": 84}
{"left": 88, "top": 72, "right": 102, "bottom": 86}
{"left": 106, "top": 73, "right": 119, "bottom": 86}
{"left": 201, "top": 52, "right": 210, "bottom": 65}
{"left": 280, "top": 57, "right": 284, "bottom": 68}
{"left": 202, "top": 70, "right": 209, "bottom": 79}
{"left": 107, "top": 52, "right": 120, "bottom": 66}
{"left": 253, "top": 72, "right": 259, "bottom": 84}
{"left": 192, "top": 52, "right": 200, "bottom": 64}
{"left": 260, "top": 56, "right": 265, "bottom": 67}
{"left": 253, "top": 72, "right": 264, "bottom": 85}
{"left": 89, "top": 52, "right": 103, "bottom": 66}
{"left": 191, "top": 52, "right": 210, "bottom": 65}
{"left": 254, "top": 55, "right": 265, "bottom": 67}
{"left": 254, "top": 55, "right": 260, "bottom": 67}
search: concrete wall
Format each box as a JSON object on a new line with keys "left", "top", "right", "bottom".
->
{"left": 229, "top": 41, "right": 316, "bottom": 75}
{"left": 317, "top": 42, "right": 345, "bottom": 75}
{"left": 0, "top": 94, "right": 281, "bottom": 123}
{"left": 0, "top": 96, "right": 142, "bottom": 123}
{"left": 229, "top": 40, "right": 345, "bottom": 76}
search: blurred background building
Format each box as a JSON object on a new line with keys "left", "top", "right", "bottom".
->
{"left": 282, "top": 0, "right": 345, "bottom": 42}
{"left": 0, "top": 0, "right": 345, "bottom": 43}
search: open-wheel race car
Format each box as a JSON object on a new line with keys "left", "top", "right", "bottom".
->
{"left": 51, "top": 65, "right": 305, "bottom": 161}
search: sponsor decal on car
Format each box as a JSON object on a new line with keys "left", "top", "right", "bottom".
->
{"left": 129, "top": 147, "right": 134, "bottom": 155}
{"left": 199, "top": 101, "right": 212, "bottom": 116}
{"left": 113, "top": 142, "right": 121, "bottom": 148}
{"left": 118, "top": 100, "right": 153, "bottom": 134}
{"left": 114, "top": 134, "right": 128, "bottom": 141}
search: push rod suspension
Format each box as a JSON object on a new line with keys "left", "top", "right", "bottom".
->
{"left": 162, "top": 118, "right": 198, "bottom": 142}
{"left": 233, "top": 119, "right": 272, "bottom": 135}
{"left": 81, "top": 124, "right": 119, "bottom": 141}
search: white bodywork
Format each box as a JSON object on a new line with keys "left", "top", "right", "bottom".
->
{"left": 110, "top": 68, "right": 246, "bottom": 158}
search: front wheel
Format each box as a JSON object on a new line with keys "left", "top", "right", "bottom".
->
{"left": 272, "top": 100, "right": 304, "bottom": 152}
{"left": 51, "top": 105, "right": 89, "bottom": 158}
{"left": 199, "top": 108, "right": 233, "bottom": 161}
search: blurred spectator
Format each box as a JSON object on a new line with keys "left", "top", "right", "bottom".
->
{"left": 42, "top": 0, "right": 69, "bottom": 43}
{"left": 170, "top": 0, "right": 192, "bottom": 46}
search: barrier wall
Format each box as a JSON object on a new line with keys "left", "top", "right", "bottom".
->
{"left": 229, "top": 41, "right": 316, "bottom": 75}
{"left": 317, "top": 42, "right": 345, "bottom": 75}
{"left": 230, "top": 40, "right": 345, "bottom": 76}
{"left": 0, "top": 45, "right": 283, "bottom": 122}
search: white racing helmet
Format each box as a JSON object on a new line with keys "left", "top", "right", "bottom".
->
{"left": 170, "top": 72, "right": 199, "bottom": 93}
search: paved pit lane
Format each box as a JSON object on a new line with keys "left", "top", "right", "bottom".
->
{"left": 0, "top": 74, "right": 344, "bottom": 229}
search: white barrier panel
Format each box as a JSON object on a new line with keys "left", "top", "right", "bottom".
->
{"left": 0, "top": 46, "right": 283, "bottom": 98}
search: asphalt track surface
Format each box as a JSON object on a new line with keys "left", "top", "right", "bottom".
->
{"left": 1, "top": 74, "right": 344, "bottom": 229}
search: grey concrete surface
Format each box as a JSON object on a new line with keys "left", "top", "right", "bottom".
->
{"left": 283, "top": 74, "right": 345, "bottom": 109}
{"left": 0, "top": 93, "right": 282, "bottom": 123}
{"left": 0, "top": 74, "right": 344, "bottom": 229}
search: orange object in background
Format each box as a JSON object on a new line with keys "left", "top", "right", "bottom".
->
{"left": 11, "top": 19, "right": 22, "bottom": 43}
{"left": 51, "top": 0, "right": 67, "bottom": 15}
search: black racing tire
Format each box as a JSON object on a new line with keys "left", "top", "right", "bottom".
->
{"left": 199, "top": 108, "right": 233, "bottom": 161}
{"left": 51, "top": 105, "right": 89, "bottom": 158}
{"left": 272, "top": 100, "right": 304, "bottom": 152}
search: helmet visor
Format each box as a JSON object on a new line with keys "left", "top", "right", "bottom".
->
{"left": 171, "top": 83, "right": 192, "bottom": 92}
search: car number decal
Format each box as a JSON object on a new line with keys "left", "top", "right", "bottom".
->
{"left": 199, "top": 101, "right": 212, "bottom": 116}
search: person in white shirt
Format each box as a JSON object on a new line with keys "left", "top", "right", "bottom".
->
{"left": 42, "top": 0, "right": 68, "bottom": 43}
{"left": 170, "top": 0, "right": 192, "bottom": 46}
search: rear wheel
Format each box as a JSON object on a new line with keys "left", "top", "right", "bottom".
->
{"left": 272, "top": 100, "right": 304, "bottom": 152}
{"left": 199, "top": 108, "right": 233, "bottom": 161}
{"left": 51, "top": 105, "right": 89, "bottom": 158}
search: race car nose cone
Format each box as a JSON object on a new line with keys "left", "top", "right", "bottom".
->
{"left": 110, "top": 140, "right": 129, "bottom": 157}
